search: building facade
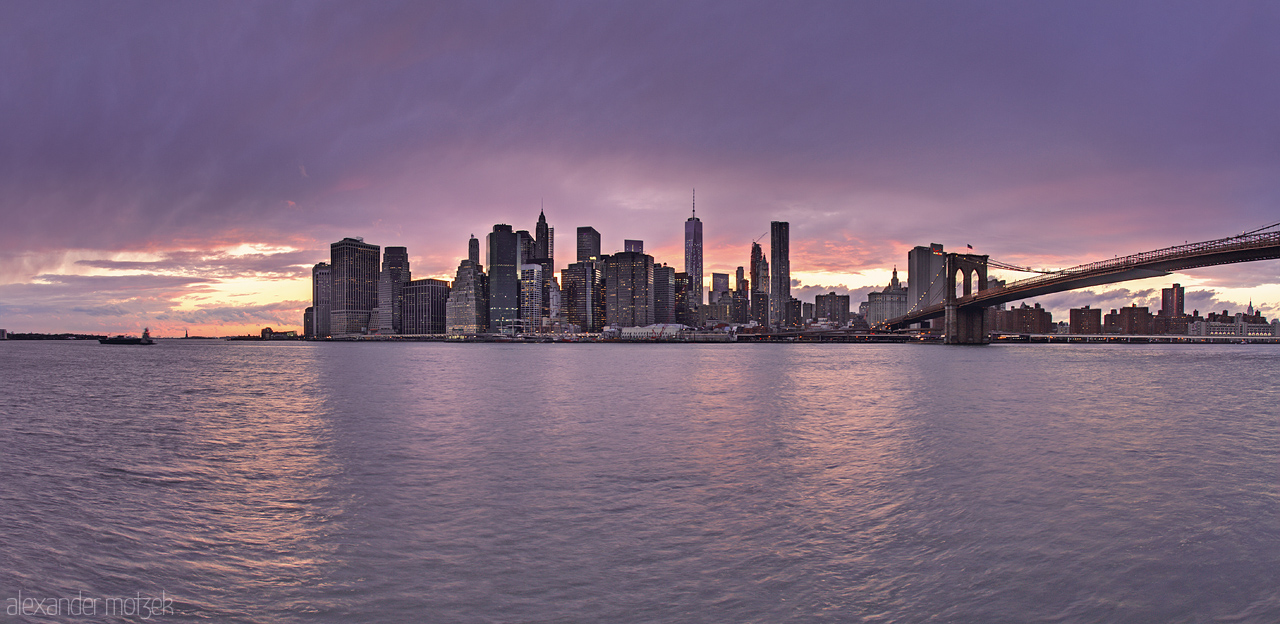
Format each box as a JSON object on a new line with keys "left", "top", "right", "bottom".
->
{"left": 815, "top": 292, "right": 851, "bottom": 327}
{"left": 446, "top": 259, "right": 488, "bottom": 335}
{"left": 605, "top": 250, "right": 655, "bottom": 327}
{"left": 311, "top": 262, "right": 332, "bottom": 338}
{"left": 329, "top": 237, "right": 380, "bottom": 336}
{"left": 864, "top": 268, "right": 908, "bottom": 326}
{"left": 563, "top": 261, "right": 603, "bottom": 332}
{"left": 769, "top": 221, "right": 790, "bottom": 328}
{"left": 907, "top": 244, "right": 946, "bottom": 315}
{"left": 1069, "top": 306, "right": 1103, "bottom": 334}
{"left": 685, "top": 205, "right": 703, "bottom": 308}
{"left": 487, "top": 224, "right": 520, "bottom": 333}
{"left": 577, "top": 226, "right": 601, "bottom": 263}
{"left": 402, "top": 278, "right": 450, "bottom": 334}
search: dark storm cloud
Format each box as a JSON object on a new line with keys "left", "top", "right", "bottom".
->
{"left": 4, "top": 1, "right": 1280, "bottom": 261}
{"left": 4, "top": 1, "right": 1280, "bottom": 333}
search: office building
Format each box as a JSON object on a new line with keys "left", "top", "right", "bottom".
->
{"left": 372, "top": 246, "right": 410, "bottom": 334}
{"left": 402, "top": 278, "right": 450, "bottom": 334}
{"left": 535, "top": 210, "right": 552, "bottom": 261}
{"left": 311, "top": 262, "right": 332, "bottom": 338}
{"left": 674, "top": 272, "right": 693, "bottom": 326}
{"left": 468, "top": 235, "right": 480, "bottom": 265}
{"left": 302, "top": 307, "right": 314, "bottom": 338}
{"left": 654, "top": 264, "right": 676, "bottom": 324}
{"left": 711, "top": 273, "right": 730, "bottom": 306}
{"left": 604, "top": 250, "right": 655, "bottom": 327}
{"left": 563, "top": 261, "right": 603, "bottom": 332}
{"left": 750, "top": 242, "right": 768, "bottom": 296}
{"left": 446, "top": 259, "right": 488, "bottom": 335}
{"left": 520, "top": 263, "right": 544, "bottom": 332}
{"left": 769, "top": 221, "right": 790, "bottom": 328}
{"left": 329, "top": 237, "right": 380, "bottom": 336}
{"left": 625, "top": 240, "right": 644, "bottom": 253}
{"left": 907, "top": 244, "right": 947, "bottom": 315}
{"left": 487, "top": 224, "right": 520, "bottom": 333}
{"left": 815, "top": 293, "right": 851, "bottom": 327}
{"left": 577, "top": 226, "right": 601, "bottom": 263}
{"left": 1069, "top": 306, "right": 1102, "bottom": 334}
{"left": 685, "top": 197, "right": 703, "bottom": 307}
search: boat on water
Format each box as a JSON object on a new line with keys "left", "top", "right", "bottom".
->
{"left": 99, "top": 328, "right": 155, "bottom": 345}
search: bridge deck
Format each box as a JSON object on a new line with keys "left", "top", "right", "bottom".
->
{"left": 886, "top": 230, "right": 1280, "bottom": 329}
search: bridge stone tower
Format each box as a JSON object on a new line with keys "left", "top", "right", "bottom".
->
{"left": 944, "top": 253, "right": 990, "bottom": 345}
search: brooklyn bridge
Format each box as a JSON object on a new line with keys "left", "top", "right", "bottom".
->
{"left": 880, "top": 224, "right": 1280, "bottom": 344}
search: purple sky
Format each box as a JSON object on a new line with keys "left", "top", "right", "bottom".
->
{"left": 2, "top": 1, "right": 1278, "bottom": 333}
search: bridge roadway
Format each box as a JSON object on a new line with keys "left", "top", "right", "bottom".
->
{"left": 885, "top": 229, "right": 1280, "bottom": 330}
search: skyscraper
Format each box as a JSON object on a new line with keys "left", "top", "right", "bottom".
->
{"left": 1161, "top": 283, "right": 1185, "bottom": 317}
{"left": 402, "top": 278, "right": 450, "bottom": 334}
{"left": 468, "top": 234, "right": 480, "bottom": 265}
{"left": 577, "top": 226, "right": 601, "bottom": 263}
{"left": 769, "top": 221, "right": 790, "bottom": 328}
{"left": 487, "top": 224, "right": 520, "bottom": 333}
{"left": 535, "top": 210, "right": 551, "bottom": 261}
{"left": 654, "top": 264, "right": 676, "bottom": 324}
{"left": 624, "top": 239, "right": 644, "bottom": 253}
{"left": 750, "top": 242, "right": 768, "bottom": 296}
{"left": 446, "top": 259, "right": 488, "bottom": 335}
{"left": 311, "top": 262, "right": 331, "bottom": 338}
{"left": 519, "top": 263, "right": 544, "bottom": 332}
{"left": 563, "top": 260, "right": 602, "bottom": 332}
{"left": 374, "top": 246, "right": 410, "bottom": 334}
{"left": 329, "top": 237, "right": 380, "bottom": 336}
{"left": 907, "top": 244, "right": 947, "bottom": 315}
{"left": 685, "top": 192, "right": 703, "bottom": 307}
{"left": 711, "top": 272, "right": 730, "bottom": 305}
{"left": 604, "top": 250, "right": 655, "bottom": 327}
{"left": 674, "top": 271, "right": 692, "bottom": 326}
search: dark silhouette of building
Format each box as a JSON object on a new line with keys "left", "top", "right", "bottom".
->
{"left": 770, "top": 221, "right": 790, "bottom": 328}
{"left": 563, "top": 260, "right": 603, "bottom": 332}
{"left": 751, "top": 291, "right": 769, "bottom": 327}
{"left": 330, "top": 237, "right": 380, "bottom": 336}
{"left": 654, "top": 264, "right": 676, "bottom": 324}
{"left": 1160, "top": 283, "right": 1185, "bottom": 318}
{"left": 302, "top": 307, "right": 314, "bottom": 338}
{"left": 750, "top": 241, "right": 769, "bottom": 299}
{"left": 376, "top": 246, "right": 410, "bottom": 334}
{"left": 1069, "top": 305, "right": 1102, "bottom": 334}
{"left": 403, "top": 278, "right": 450, "bottom": 334}
{"left": 1104, "top": 305, "right": 1153, "bottom": 334}
{"left": 311, "top": 262, "right": 331, "bottom": 338}
{"left": 577, "top": 226, "right": 601, "bottom": 263}
{"left": 674, "top": 271, "right": 693, "bottom": 326}
{"left": 468, "top": 234, "right": 480, "bottom": 265}
{"left": 999, "top": 302, "right": 1053, "bottom": 334}
{"left": 446, "top": 258, "right": 488, "bottom": 335}
{"left": 487, "top": 225, "right": 520, "bottom": 333}
{"left": 815, "top": 292, "right": 851, "bottom": 326}
{"left": 908, "top": 243, "right": 946, "bottom": 315}
{"left": 685, "top": 194, "right": 703, "bottom": 308}
{"left": 604, "top": 250, "right": 655, "bottom": 327}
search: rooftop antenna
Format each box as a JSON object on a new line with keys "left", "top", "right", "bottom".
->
{"left": 692, "top": 188, "right": 696, "bottom": 218}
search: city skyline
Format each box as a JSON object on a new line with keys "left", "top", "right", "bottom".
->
{"left": 2, "top": 3, "right": 1279, "bottom": 335}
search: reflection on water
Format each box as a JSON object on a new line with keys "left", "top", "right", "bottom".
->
{"left": 1, "top": 341, "right": 1278, "bottom": 622}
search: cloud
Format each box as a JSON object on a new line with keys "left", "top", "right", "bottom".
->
{"left": 4, "top": 3, "right": 1280, "bottom": 330}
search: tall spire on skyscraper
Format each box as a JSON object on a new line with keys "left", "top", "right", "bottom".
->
{"left": 692, "top": 188, "right": 696, "bottom": 218}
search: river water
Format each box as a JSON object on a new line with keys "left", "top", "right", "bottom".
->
{"left": 1, "top": 340, "right": 1278, "bottom": 623}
